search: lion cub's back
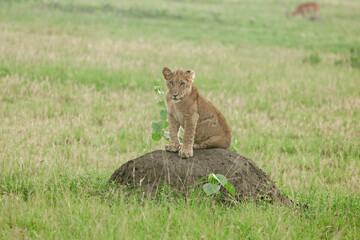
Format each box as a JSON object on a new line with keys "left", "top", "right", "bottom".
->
{"left": 195, "top": 91, "right": 232, "bottom": 137}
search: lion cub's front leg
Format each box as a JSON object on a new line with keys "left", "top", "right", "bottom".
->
{"left": 165, "top": 114, "right": 181, "bottom": 152}
{"left": 179, "top": 113, "right": 199, "bottom": 158}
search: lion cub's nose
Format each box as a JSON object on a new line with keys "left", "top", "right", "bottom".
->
{"left": 173, "top": 93, "right": 179, "bottom": 97}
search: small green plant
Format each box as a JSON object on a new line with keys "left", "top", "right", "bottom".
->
{"left": 197, "top": 173, "right": 235, "bottom": 197}
{"left": 302, "top": 52, "right": 321, "bottom": 66}
{"left": 230, "top": 138, "right": 239, "bottom": 153}
{"left": 258, "top": 181, "right": 272, "bottom": 204}
{"left": 151, "top": 86, "right": 170, "bottom": 142}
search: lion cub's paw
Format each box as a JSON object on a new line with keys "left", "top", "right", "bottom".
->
{"left": 178, "top": 146, "right": 193, "bottom": 158}
{"left": 165, "top": 144, "right": 180, "bottom": 152}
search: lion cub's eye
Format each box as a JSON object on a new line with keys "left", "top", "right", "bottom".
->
{"left": 170, "top": 81, "right": 174, "bottom": 86}
{"left": 180, "top": 82, "right": 185, "bottom": 87}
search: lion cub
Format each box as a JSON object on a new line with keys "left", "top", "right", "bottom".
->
{"left": 162, "top": 67, "right": 232, "bottom": 158}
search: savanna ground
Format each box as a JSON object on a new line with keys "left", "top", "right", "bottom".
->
{"left": 0, "top": 0, "right": 359, "bottom": 239}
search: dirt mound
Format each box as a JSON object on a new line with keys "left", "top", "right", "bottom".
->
{"left": 109, "top": 148, "right": 293, "bottom": 206}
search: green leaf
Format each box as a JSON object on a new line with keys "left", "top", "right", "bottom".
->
{"left": 208, "top": 173, "right": 218, "bottom": 184}
{"left": 152, "top": 121, "right": 165, "bottom": 134}
{"left": 208, "top": 173, "right": 227, "bottom": 186}
{"left": 224, "top": 182, "right": 235, "bottom": 197}
{"left": 152, "top": 133, "right": 162, "bottom": 141}
{"left": 203, "top": 183, "right": 220, "bottom": 196}
{"left": 160, "top": 110, "right": 168, "bottom": 121}
{"left": 157, "top": 100, "right": 166, "bottom": 108}
{"left": 164, "top": 121, "right": 169, "bottom": 129}
{"left": 214, "top": 174, "right": 228, "bottom": 186}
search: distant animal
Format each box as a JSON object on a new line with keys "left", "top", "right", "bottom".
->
{"left": 162, "top": 67, "right": 232, "bottom": 158}
{"left": 287, "top": 2, "right": 321, "bottom": 19}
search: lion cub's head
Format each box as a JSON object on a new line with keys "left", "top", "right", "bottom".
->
{"left": 162, "top": 67, "right": 195, "bottom": 103}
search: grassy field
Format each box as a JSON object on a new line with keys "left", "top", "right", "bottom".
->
{"left": 0, "top": 0, "right": 359, "bottom": 239}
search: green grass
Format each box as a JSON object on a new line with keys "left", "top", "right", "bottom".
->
{"left": 0, "top": 0, "right": 359, "bottom": 239}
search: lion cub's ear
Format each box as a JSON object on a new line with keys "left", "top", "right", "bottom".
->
{"left": 162, "top": 67, "right": 173, "bottom": 81}
{"left": 185, "top": 70, "right": 195, "bottom": 82}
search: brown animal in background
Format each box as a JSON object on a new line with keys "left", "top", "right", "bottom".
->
{"left": 287, "top": 2, "right": 321, "bottom": 18}
{"left": 162, "top": 67, "right": 232, "bottom": 158}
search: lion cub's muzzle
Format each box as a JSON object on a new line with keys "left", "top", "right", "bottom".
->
{"left": 172, "top": 93, "right": 183, "bottom": 102}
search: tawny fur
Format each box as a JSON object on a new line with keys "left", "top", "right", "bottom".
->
{"left": 287, "top": 2, "right": 321, "bottom": 18}
{"left": 162, "top": 67, "right": 232, "bottom": 158}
